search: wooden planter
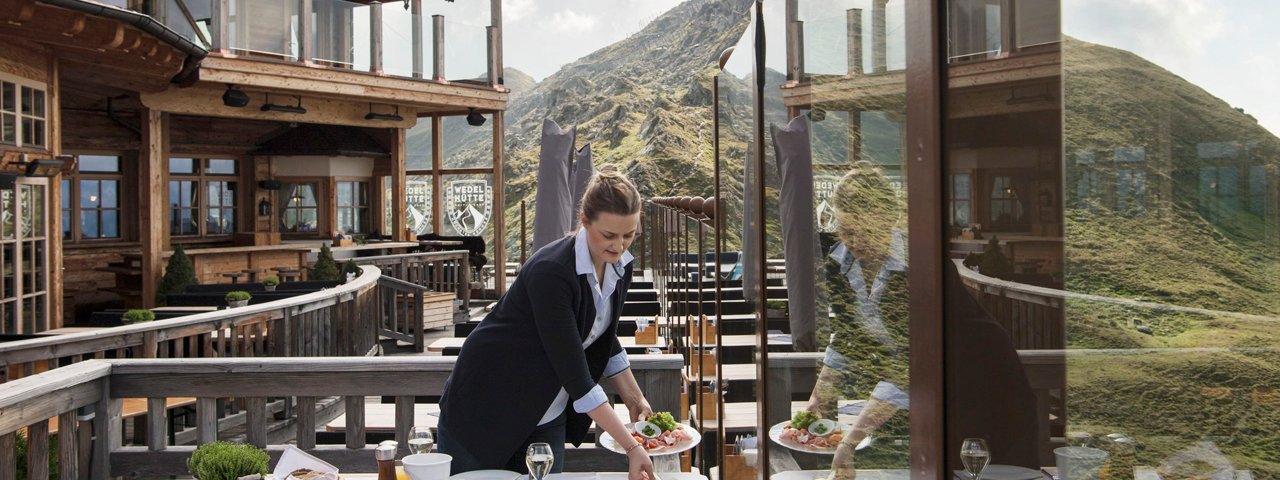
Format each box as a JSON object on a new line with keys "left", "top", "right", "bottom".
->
{"left": 420, "top": 292, "right": 456, "bottom": 330}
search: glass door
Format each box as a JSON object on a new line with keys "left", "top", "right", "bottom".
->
{"left": 0, "top": 177, "right": 49, "bottom": 334}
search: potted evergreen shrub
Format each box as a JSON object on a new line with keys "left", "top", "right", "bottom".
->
{"left": 262, "top": 276, "right": 280, "bottom": 292}
{"left": 157, "top": 244, "right": 198, "bottom": 306}
{"left": 978, "top": 236, "right": 1013, "bottom": 279}
{"left": 186, "top": 441, "right": 269, "bottom": 480}
{"left": 121, "top": 309, "right": 156, "bottom": 325}
{"left": 225, "top": 291, "right": 252, "bottom": 308}
{"left": 341, "top": 260, "right": 361, "bottom": 283}
{"left": 310, "top": 244, "right": 339, "bottom": 281}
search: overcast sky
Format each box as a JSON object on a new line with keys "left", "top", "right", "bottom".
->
{"left": 500, "top": 0, "right": 685, "bottom": 80}
{"left": 1066, "top": 0, "right": 1278, "bottom": 137}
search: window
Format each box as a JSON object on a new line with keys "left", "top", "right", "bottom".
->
{"left": 169, "top": 157, "right": 238, "bottom": 237}
{"left": 989, "top": 175, "right": 1024, "bottom": 226}
{"left": 1199, "top": 166, "right": 1239, "bottom": 224}
{"left": 62, "top": 155, "right": 123, "bottom": 242}
{"left": 336, "top": 180, "right": 370, "bottom": 234}
{"left": 950, "top": 173, "right": 972, "bottom": 226}
{"left": 278, "top": 183, "right": 319, "bottom": 233}
{"left": 0, "top": 73, "right": 46, "bottom": 148}
{"left": 1116, "top": 168, "right": 1147, "bottom": 216}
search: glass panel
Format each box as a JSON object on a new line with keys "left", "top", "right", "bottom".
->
{"left": 381, "top": 6, "right": 421, "bottom": 78}
{"left": 0, "top": 244, "right": 12, "bottom": 298}
{"left": 228, "top": 0, "right": 301, "bottom": 60}
{"left": 356, "top": 182, "right": 368, "bottom": 206}
{"left": 338, "top": 209, "right": 355, "bottom": 234}
{"left": 1, "top": 188, "right": 12, "bottom": 240}
{"left": 62, "top": 210, "right": 71, "bottom": 239}
{"left": 1, "top": 82, "right": 11, "bottom": 112}
{"left": 2, "top": 113, "right": 13, "bottom": 144}
{"left": 169, "top": 158, "right": 195, "bottom": 174}
{"left": 31, "top": 88, "right": 44, "bottom": 118}
{"left": 21, "top": 298, "right": 33, "bottom": 334}
{"left": 338, "top": 181, "right": 354, "bottom": 206}
{"left": 442, "top": 115, "right": 493, "bottom": 169}
{"left": 407, "top": 120, "right": 433, "bottom": 170}
{"left": 383, "top": 175, "right": 394, "bottom": 235}
{"left": 31, "top": 185, "right": 43, "bottom": 237}
{"left": 208, "top": 182, "right": 223, "bottom": 208}
{"left": 100, "top": 180, "right": 118, "bottom": 209}
{"left": 1014, "top": 0, "right": 1059, "bottom": 48}
{"left": 441, "top": 174, "right": 493, "bottom": 255}
{"left": 1, "top": 302, "right": 12, "bottom": 334}
{"left": 949, "top": 0, "right": 1002, "bottom": 61}
{"left": 311, "top": 0, "right": 371, "bottom": 71}
{"left": 101, "top": 210, "right": 119, "bottom": 238}
{"left": 405, "top": 175, "right": 433, "bottom": 235}
{"left": 79, "top": 155, "right": 121, "bottom": 173}
{"left": 206, "top": 159, "right": 237, "bottom": 175}
{"left": 161, "top": 0, "right": 213, "bottom": 48}
{"left": 442, "top": 17, "right": 489, "bottom": 82}
{"left": 80, "top": 180, "right": 101, "bottom": 209}
{"left": 81, "top": 211, "right": 99, "bottom": 239}
{"left": 19, "top": 186, "right": 31, "bottom": 238}
{"left": 20, "top": 86, "right": 32, "bottom": 115}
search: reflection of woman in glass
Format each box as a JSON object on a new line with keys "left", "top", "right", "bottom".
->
{"left": 807, "top": 161, "right": 910, "bottom": 480}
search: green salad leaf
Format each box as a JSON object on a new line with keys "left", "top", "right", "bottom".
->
{"left": 648, "top": 412, "right": 679, "bottom": 432}
{"left": 790, "top": 411, "right": 819, "bottom": 430}
{"left": 641, "top": 425, "right": 658, "bottom": 436}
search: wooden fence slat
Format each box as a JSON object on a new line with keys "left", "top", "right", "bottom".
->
{"left": 395, "top": 396, "right": 413, "bottom": 455}
{"left": 0, "top": 433, "right": 15, "bottom": 480}
{"left": 297, "top": 396, "right": 316, "bottom": 450}
{"left": 345, "top": 396, "right": 365, "bottom": 449}
{"left": 246, "top": 397, "right": 266, "bottom": 448}
{"left": 27, "top": 420, "right": 49, "bottom": 480}
{"left": 196, "top": 397, "right": 217, "bottom": 445}
{"left": 58, "top": 411, "right": 78, "bottom": 480}
{"left": 147, "top": 398, "right": 166, "bottom": 451}
{"left": 91, "top": 388, "right": 121, "bottom": 480}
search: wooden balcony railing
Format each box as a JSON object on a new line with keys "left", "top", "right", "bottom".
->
{"left": 0, "top": 266, "right": 384, "bottom": 385}
{"left": 0, "top": 355, "right": 685, "bottom": 480}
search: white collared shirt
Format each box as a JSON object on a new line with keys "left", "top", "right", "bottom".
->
{"left": 538, "top": 228, "right": 634, "bottom": 425}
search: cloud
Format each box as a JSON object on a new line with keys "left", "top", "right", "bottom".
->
{"left": 504, "top": 0, "right": 536, "bottom": 24}
{"left": 549, "top": 9, "right": 599, "bottom": 32}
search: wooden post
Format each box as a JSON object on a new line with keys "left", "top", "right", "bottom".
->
{"left": 300, "top": 0, "right": 314, "bottom": 63}
{"left": 345, "top": 396, "right": 365, "bottom": 448}
{"left": 390, "top": 132, "right": 409, "bottom": 241}
{"left": 1, "top": 433, "right": 14, "bottom": 480}
{"left": 872, "top": 0, "right": 888, "bottom": 74}
{"left": 847, "top": 8, "right": 863, "bottom": 76}
{"left": 431, "top": 116, "right": 443, "bottom": 233}
{"left": 211, "top": 0, "right": 229, "bottom": 53}
{"left": 394, "top": 396, "right": 413, "bottom": 454}
{"left": 139, "top": 108, "right": 167, "bottom": 309}
{"left": 146, "top": 398, "right": 166, "bottom": 451}
{"left": 48, "top": 56, "right": 63, "bottom": 330}
{"left": 432, "top": 15, "right": 445, "bottom": 81}
{"left": 486, "top": 27, "right": 498, "bottom": 87}
{"left": 27, "top": 420, "right": 49, "bottom": 480}
{"left": 196, "top": 397, "right": 217, "bottom": 445}
{"left": 411, "top": 0, "right": 423, "bottom": 78}
{"left": 91, "top": 381, "right": 121, "bottom": 480}
{"left": 58, "top": 411, "right": 78, "bottom": 480}
{"left": 490, "top": 0, "right": 502, "bottom": 84}
{"left": 246, "top": 397, "right": 267, "bottom": 448}
{"left": 296, "top": 396, "right": 316, "bottom": 449}
{"left": 785, "top": 0, "right": 799, "bottom": 82}
{"left": 370, "top": 2, "right": 384, "bottom": 74}
{"left": 492, "top": 110, "right": 507, "bottom": 295}
{"left": 1001, "top": 0, "right": 1016, "bottom": 56}
{"left": 794, "top": 21, "right": 805, "bottom": 82}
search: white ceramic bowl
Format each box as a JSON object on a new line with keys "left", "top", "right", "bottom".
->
{"left": 402, "top": 453, "right": 451, "bottom": 480}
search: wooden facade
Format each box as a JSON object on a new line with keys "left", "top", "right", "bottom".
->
{"left": 0, "top": 0, "right": 509, "bottom": 332}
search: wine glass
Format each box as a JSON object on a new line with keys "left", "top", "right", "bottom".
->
{"left": 408, "top": 426, "right": 434, "bottom": 454}
{"left": 960, "top": 438, "right": 990, "bottom": 480}
{"left": 526, "top": 443, "right": 554, "bottom": 480}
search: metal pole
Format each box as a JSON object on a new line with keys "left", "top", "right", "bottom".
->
{"left": 696, "top": 219, "right": 706, "bottom": 474}
{"left": 713, "top": 74, "right": 727, "bottom": 476}
{"left": 751, "top": 2, "right": 771, "bottom": 475}
{"left": 520, "top": 200, "right": 527, "bottom": 266}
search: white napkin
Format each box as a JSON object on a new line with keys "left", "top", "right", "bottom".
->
{"left": 273, "top": 445, "right": 339, "bottom": 480}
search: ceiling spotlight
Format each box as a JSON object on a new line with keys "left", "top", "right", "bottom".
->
{"left": 366, "top": 104, "right": 404, "bottom": 122}
{"left": 466, "top": 107, "right": 486, "bottom": 127}
{"left": 222, "top": 84, "right": 250, "bottom": 108}
{"left": 261, "top": 93, "right": 306, "bottom": 114}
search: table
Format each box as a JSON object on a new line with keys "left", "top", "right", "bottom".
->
{"left": 417, "top": 240, "right": 465, "bottom": 252}
{"left": 345, "top": 473, "right": 708, "bottom": 480}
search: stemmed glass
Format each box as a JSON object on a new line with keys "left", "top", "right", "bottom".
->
{"left": 408, "top": 426, "right": 434, "bottom": 454}
{"left": 526, "top": 443, "right": 554, "bottom": 480}
{"left": 960, "top": 438, "right": 990, "bottom": 480}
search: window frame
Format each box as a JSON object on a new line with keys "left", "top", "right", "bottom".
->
{"left": 334, "top": 177, "right": 372, "bottom": 235}
{"left": 277, "top": 178, "right": 324, "bottom": 236}
{"left": 0, "top": 71, "right": 47, "bottom": 150}
{"left": 62, "top": 153, "right": 127, "bottom": 244}
{"left": 168, "top": 157, "right": 239, "bottom": 239}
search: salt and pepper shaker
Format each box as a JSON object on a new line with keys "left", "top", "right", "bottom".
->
{"left": 375, "top": 441, "right": 399, "bottom": 480}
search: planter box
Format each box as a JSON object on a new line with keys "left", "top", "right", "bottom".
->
{"left": 421, "top": 292, "right": 456, "bottom": 330}
{"left": 634, "top": 322, "right": 659, "bottom": 345}
{"left": 690, "top": 351, "right": 717, "bottom": 377}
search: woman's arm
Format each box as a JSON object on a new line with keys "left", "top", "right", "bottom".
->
{"left": 587, "top": 402, "right": 654, "bottom": 480}
{"left": 608, "top": 368, "right": 654, "bottom": 422}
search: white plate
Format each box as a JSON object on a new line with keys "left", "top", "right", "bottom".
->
{"left": 975, "top": 465, "right": 1045, "bottom": 480}
{"left": 768, "top": 421, "right": 854, "bottom": 455}
{"left": 599, "top": 423, "right": 701, "bottom": 456}
{"left": 449, "top": 470, "right": 523, "bottom": 480}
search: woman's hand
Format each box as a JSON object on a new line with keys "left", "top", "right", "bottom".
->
{"left": 626, "top": 443, "right": 655, "bottom": 480}
{"left": 626, "top": 396, "right": 653, "bottom": 423}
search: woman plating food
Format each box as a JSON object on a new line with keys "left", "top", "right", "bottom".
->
{"left": 439, "top": 168, "right": 656, "bottom": 480}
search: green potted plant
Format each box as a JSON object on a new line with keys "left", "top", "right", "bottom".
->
{"left": 310, "top": 244, "right": 339, "bottom": 281}
{"left": 121, "top": 309, "right": 156, "bottom": 325}
{"left": 157, "top": 244, "right": 198, "bottom": 306}
{"left": 262, "top": 276, "right": 280, "bottom": 292}
{"left": 224, "top": 291, "right": 252, "bottom": 308}
{"left": 186, "top": 441, "right": 269, "bottom": 480}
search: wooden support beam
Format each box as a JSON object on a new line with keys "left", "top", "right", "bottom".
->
{"left": 48, "top": 56, "right": 63, "bottom": 330}
{"left": 392, "top": 128, "right": 408, "bottom": 240}
{"left": 138, "top": 108, "right": 167, "bottom": 309}
{"left": 91, "top": 382, "right": 121, "bottom": 480}
{"left": 492, "top": 110, "right": 506, "bottom": 295}
{"left": 140, "top": 85, "right": 419, "bottom": 129}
